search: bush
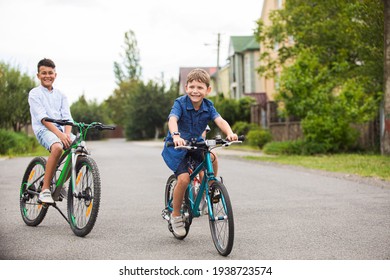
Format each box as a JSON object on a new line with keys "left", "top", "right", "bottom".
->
{"left": 247, "top": 129, "right": 272, "bottom": 149}
{"left": 301, "top": 113, "right": 359, "bottom": 153}
{"left": 0, "top": 129, "right": 38, "bottom": 155}
{"left": 263, "top": 141, "right": 296, "bottom": 155}
{"left": 232, "top": 121, "right": 260, "bottom": 137}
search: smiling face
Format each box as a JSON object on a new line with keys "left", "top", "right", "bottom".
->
{"left": 37, "top": 65, "right": 57, "bottom": 90}
{"left": 185, "top": 79, "right": 211, "bottom": 109}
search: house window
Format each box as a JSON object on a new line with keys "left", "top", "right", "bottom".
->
{"left": 244, "top": 55, "right": 251, "bottom": 93}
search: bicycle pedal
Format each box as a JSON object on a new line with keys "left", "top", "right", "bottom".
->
{"left": 37, "top": 200, "right": 54, "bottom": 206}
{"left": 161, "top": 209, "right": 170, "bottom": 221}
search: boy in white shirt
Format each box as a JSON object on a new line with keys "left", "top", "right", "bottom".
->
{"left": 28, "top": 58, "right": 74, "bottom": 204}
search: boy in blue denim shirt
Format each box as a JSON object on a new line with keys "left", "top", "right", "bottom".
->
{"left": 162, "top": 68, "right": 237, "bottom": 237}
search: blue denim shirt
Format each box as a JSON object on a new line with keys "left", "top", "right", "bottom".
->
{"left": 161, "top": 95, "right": 220, "bottom": 172}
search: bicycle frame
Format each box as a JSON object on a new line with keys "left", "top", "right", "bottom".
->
{"left": 187, "top": 151, "right": 218, "bottom": 218}
{"left": 24, "top": 133, "right": 85, "bottom": 199}
{"left": 51, "top": 137, "right": 87, "bottom": 201}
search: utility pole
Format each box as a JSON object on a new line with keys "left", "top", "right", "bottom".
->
{"left": 382, "top": 0, "right": 390, "bottom": 155}
{"left": 205, "top": 33, "right": 221, "bottom": 95}
{"left": 215, "top": 33, "right": 221, "bottom": 95}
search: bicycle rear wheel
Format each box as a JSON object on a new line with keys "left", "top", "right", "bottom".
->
{"left": 67, "top": 156, "right": 101, "bottom": 237}
{"left": 164, "top": 174, "right": 191, "bottom": 239}
{"left": 20, "top": 157, "right": 49, "bottom": 226}
{"left": 209, "top": 181, "right": 234, "bottom": 256}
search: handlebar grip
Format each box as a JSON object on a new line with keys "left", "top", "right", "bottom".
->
{"left": 238, "top": 135, "right": 245, "bottom": 141}
{"left": 43, "top": 117, "right": 56, "bottom": 123}
{"left": 98, "top": 125, "right": 116, "bottom": 131}
{"left": 43, "top": 118, "right": 73, "bottom": 126}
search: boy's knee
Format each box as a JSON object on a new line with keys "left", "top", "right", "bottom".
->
{"left": 177, "top": 173, "right": 190, "bottom": 185}
{"left": 50, "top": 142, "right": 63, "bottom": 155}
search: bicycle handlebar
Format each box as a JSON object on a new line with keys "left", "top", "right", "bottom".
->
{"left": 44, "top": 118, "right": 116, "bottom": 131}
{"left": 44, "top": 118, "right": 73, "bottom": 126}
{"left": 166, "top": 135, "right": 245, "bottom": 148}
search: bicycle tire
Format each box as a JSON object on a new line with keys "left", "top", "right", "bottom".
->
{"left": 20, "top": 157, "right": 49, "bottom": 226}
{"left": 164, "top": 174, "right": 191, "bottom": 239}
{"left": 209, "top": 181, "right": 234, "bottom": 256}
{"left": 67, "top": 156, "right": 101, "bottom": 237}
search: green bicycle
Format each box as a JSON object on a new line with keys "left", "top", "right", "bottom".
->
{"left": 19, "top": 118, "right": 115, "bottom": 237}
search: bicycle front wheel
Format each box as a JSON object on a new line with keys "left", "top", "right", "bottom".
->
{"left": 209, "top": 181, "right": 234, "bottom": 256}
{"left": 67, "top": 156, "right": 101, "bottom": 237}
{"left": 20, "top": 157, "right": 48, "bottom": 226}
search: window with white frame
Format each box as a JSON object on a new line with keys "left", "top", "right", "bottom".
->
{"left": 244, "top": 55, "right": 251, "bottom": 93}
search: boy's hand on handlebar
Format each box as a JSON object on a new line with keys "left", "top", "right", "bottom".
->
{"left": 173, "top": 135, "right": 186, "bottom": 147}
{"left": 59, "top": 132, "right": 72, "bottom": 149}
{"left": 226, "top": 133, "right": 238, "bottom": 142}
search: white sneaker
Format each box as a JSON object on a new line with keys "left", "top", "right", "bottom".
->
{"left": 171, "top": 215, "right": 186, "bottom": 237}
{"left": 38, "top": 189, "right": 54, "bottom": 204}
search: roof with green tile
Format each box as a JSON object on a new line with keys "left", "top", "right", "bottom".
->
{"left": 230, "top": 36, "right": 259, "bottom": 52}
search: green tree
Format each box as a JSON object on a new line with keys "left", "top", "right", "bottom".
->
{"left": 211, "top": 94, "right": 253, "bottom": 124}
{"left": 113, "top": 30, "right": 142, "bottom": 84}
{"left": 382, "top": 0, "right": 390, "bottom": 154}
{"left": 0, "top": 62, "right": 36, "bottom": 131}
{"left": 107, "top": 30, "right": 143, "bottom": 128}
{"left": 255, "top": 0, "right": 384, "bottom": 152}
{"left": 205, "top": 94, "right": 254, "bottom": 137}
{"left": 70, "top": 95, "right": 108, "bottom": 140}
{"left": 109, "top": 29, "right": 179, "bottom": 140}
{"left": 125, "top": 80, "right": 178, "bottom": 140}
{"left": 105, "top": 79, "right": 141, "bottom": 127}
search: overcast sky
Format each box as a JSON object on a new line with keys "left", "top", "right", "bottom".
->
{"left": 0, "top": 0, "right": 263, "bottom": 103}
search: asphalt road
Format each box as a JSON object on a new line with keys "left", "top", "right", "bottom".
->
{"left": 0, "top": 139, "right": 389, "bottom": 260}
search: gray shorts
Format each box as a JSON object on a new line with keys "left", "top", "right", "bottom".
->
{"left": 36, "top": 128, "right": 76, "bottom": 151}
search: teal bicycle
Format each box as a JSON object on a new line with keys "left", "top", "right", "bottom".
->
{"left": 162, "top": 135, "right": 244, "bottom": 256}
{"left": 19, "top": 118, "right": 115, "bottom": 237}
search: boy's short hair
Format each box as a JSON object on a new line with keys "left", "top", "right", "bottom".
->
{"left": 186, "top": 68, "right": 210, "bottom": 88}
{"left": 37, "top": 58, "right": 56, "bottom": 72}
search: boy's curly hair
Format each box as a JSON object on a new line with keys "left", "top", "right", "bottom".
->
{"left": 186, "top": 68, "right": 210, "bottom": 88}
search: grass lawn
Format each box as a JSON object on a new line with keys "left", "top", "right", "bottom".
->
{"left": 244, "top": 153, "right": 390, "bottom": 182}
{"left": 1, "top": 146, "right": 49, "bottom": 158}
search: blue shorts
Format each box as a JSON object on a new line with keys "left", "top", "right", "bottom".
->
{"left": 174, "top": 150, "right": 204, "bottom": 177}
{"left": 36, "top": 128, "right": 76, "bottom": 151}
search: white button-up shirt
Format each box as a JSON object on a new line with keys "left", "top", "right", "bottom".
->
{"left": 28, "top": 85, "right": 73, "bottom": 136}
